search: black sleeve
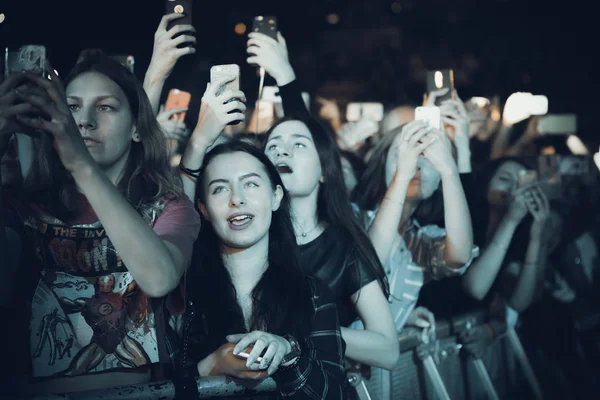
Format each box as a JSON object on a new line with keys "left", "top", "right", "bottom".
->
{"left": 278, "top": 79, "right": 310, "bottom": 119}
{"left": 345, "top": 246, "right": 378, "bottom": 298}
{"left": 273, "top": 280, "right": 347, "bottom": 399}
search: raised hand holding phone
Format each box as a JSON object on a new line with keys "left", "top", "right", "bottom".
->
{"left": 246, "top": 30, "right": 296, "bottom": 86}
{"left": 190, "top": 75, "right": 246, "bottom": 149}
{"left": 394, "top": 120, "right": 437, "bottom": 181}
{"left": 145, "top": 13, "right": 196, "bottom": 92}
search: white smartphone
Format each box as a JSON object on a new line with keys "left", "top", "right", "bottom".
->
{"left": 414, "top": 106, "right": 442, "bottom": 130}
{"left": 529, "top": 95, "right": 548, "bottom": 116}
{"left": 538, "top": 114, "right": 577, "bottom": 135}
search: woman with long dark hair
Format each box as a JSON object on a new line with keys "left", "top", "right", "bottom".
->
{"left": 181, "top": 141, "right": 346, "bottom": 399}
{"left": 0, "top": 56, "right": 200, "bottom": 395}
{"left": 262, "top": 115, "right": 398, "bottom": 370}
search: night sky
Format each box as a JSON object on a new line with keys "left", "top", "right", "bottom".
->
{"left": 0, "top": 0, "right": 594, "bottom": 145}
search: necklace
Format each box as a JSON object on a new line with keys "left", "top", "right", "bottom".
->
{"left": 295, "top": 220, "right": 321, "bottom": 238}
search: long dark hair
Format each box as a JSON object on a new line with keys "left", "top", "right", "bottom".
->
{"left": 264, "top": 115, "right": 390, "bottom": 299}
{"left": 23, "top": 55, "right": 181, "bottom": 221}
{"left": 191, "top": 140, "right": 313, "bottom": 344}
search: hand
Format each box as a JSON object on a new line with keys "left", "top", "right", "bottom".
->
{"left": 247, "top": 32, "right": 296, "bottom": 86}
{"left": 506, "top": 186, "right": 531, "bottom": 222}
{"left": 157, "top": 105, "right": 189, "bottom": 141}
{"left": 228, "top": 331, "right": 292, "bottom": 376}
{"left": 14, "top": 63, "right": 95, "bottom": 174}
{"left": 199, "top": 342, "right": 269, "bottom": 380}
{"left": 146, "top": 14, "right": 196, "bottom": 83}
{"left": 337, "top": 119, "right": 379, "bottom": 151}
{"left": 394, "top": 120, "right": 437, "bottom": 181}
{"left": 423, "top": 88, "right": 450, "bottom": 107}
{"left": 440, "top": 96, "right": 470, "bottom": 148}
{"left": 526, "top": 185, "right": 550, "bottom": 237}
{"left": 406, "top": 307, "right": 436, "bottom": 343}
{"left": 0, "top": 73, "right": 41, "bottom": 148}
{"left": 502, "top": 92, "right": 532, "bottom": 126}
{"left": 191, "top": 79, "right": 246, "bottom": 148}
{"left": 459, "top": 325, "right": 494, "bottom": 359}
{"left": 421, "top": 125, "right": 457, "bottom": 174}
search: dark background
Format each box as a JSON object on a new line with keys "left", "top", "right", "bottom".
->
{"left": 0, "top": 0, "right": 595, "bottom": 146}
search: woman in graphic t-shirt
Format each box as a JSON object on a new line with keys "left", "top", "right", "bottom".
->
{"left": 0, "top": 56, "right": 200, "bottom": 396}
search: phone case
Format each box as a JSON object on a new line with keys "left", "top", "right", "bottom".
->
{"left": 252, "top": 16, "right": 278, "bottom": 40}
{"left": 4, "top": 45, "right": 46, "bottom": 78}
{"left": 210, "top": 64, "right": 242, "bottom": 125}
{"left": 415, "top": 106, "right": 442, "bottom": 130}
{"left": 165, "top": 89, "right": 192, "bottom": 122}
{"left": 426, "top": 69, "right": 454, "bottom": 105}
{"left": 165, "top": 0, "right": 192, "bottom": 30}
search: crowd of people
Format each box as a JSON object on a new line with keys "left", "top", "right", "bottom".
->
{"left": 1, "top": 11, "right": 599, "bottom": 400}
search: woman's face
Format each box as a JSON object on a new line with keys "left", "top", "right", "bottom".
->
{"left": 264, "top": 120, "right": 323, "bottom": 198}
{"left": 487, "top": 161, "right": 526, "bottom": 206}
{"left": 66, "top": 72, "right": 138, "bottom": 172}
{"left": 200, "top": 151, "right": 283, "bottom": 251}
{"left": 385, "top": 132, "right": 441, "bottom": 201}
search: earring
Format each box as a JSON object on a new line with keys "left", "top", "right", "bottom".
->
{"left": 133, "top": 133, "right": 140, "bottom": 142}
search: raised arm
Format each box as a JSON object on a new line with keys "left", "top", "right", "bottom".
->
{"left": 422, "top": 126, "right": 474, "bottom": 266}
{"left": 503, "top": 186, "right": 551, "bottom": 312}
{"left": 143, "top": 14, "right": 196, "bottom": 115}
{"left": 246, "top": 32, "right": 308, "bottom": 118}
{"left": 462, "top": 188, "right": 529, "bottom": 300}
{"left": 179, "top": 79, "right": 246, "bottom": 200}
{"left": 15, "top": 69, "right": 199, "bottom": 298}
{"left": 366, "top": 120, "right": 436, "bottom": 264}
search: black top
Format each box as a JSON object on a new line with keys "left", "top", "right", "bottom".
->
{"left": 180, "top": 278, "right": 347, "bottom": 399}
{"left": 278, "top": 79, "right": 310, "bottom": 119}
{"left": 298, "top": 226, "right": 378, "bottom": 326}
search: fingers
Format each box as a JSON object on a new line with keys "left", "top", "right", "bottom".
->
{"left": 161, "top": 107, "right": 189, "bottom": 119}
{"left": 208, "top": 77, "right": 238, "bottom": 97}
{"left": 45, "top": 60, "right": 64, "bottom": 91}
{"left": 0, "top": 73, "right": 30, "bottom": 96}
{"left": 407, "top": 128, "right": 432, "bottom": 147}
{"left": 15, "top": 90, "right": 57, "bottom": 120}
{"left": 15, "top": 115, "right": 56, "bottom": 135}
{"left": 246, "top": 336, "right": 269, "bottom": 367}
{"left": 0, "top": 102, "right": 40, "bottom": 119}
{"left": 165, "top": 23, "right": 196, "bottom": 38}
{"left": 232, "top": 332, "right": 260, "bottom": 355}
{"left": 267, "top": 346, "right": 287, "bottom": 376}
{"left": 173, "top": 34, "right": 197, "bottom": 47}
{"left": 248, "top": 32, "right": 279, "bottom": 46}
{"left": 158, "top": 13, "right": 186, "bottom": 31}
{"left": 218, "top": 89, "right": 247, "bottom": 104}
{"left": 222, "top": 100, "right": 247, "bottom": 114}
{"left": 277, "top": 32, "right": 287, "bottom": 47}
{"left": 21, "top": 72, "right": 64, "bottom": 109}
{"left": 174, "top": 46, "right": 196, "bottom": 58}
{"left": 226, "top": 334, "right": 245, "bottom": 345}
{"left": 425, "top": 88, "right": 450, "bottom": 106}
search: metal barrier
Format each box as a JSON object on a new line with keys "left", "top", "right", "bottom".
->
{"left": 6, "top": 309, "right": 544, "bottom": 400}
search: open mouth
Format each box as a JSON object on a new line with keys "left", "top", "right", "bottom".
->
{"left": 276, "top": 163, "right": 293, "bottom": 174}
{"left": 228, "top": 214, "right": 255, "bottom": 229}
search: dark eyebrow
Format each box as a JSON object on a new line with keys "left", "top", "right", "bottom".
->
{"left": 67, "top": 95, "right": 121, "bottom": 102}
{"left": 208, "top": 172, "right": 263, "bottom": 186}
{"left": 267, "top": 133, "right": 312, "bottom": 143}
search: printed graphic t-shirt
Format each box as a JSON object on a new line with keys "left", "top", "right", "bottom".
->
{"left": 12, "top": 195, "right": 200, "bottom": 379}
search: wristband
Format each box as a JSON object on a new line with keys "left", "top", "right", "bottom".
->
{"left": 179, "top": 162, "right": 201, "bottom": 178}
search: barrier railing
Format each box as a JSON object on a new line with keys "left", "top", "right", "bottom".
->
{"left": 7, "top": 309, "right": 543, "bottom": 400}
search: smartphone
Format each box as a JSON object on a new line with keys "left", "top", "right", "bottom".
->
{"left": 426, "top": 69, "right": 455, "bottom": 105}
{"left": 109, "top": 55, "right": 135, "bottom": 73}
{"left": 517, "top": 170, "right": 538, "bottom": 188}
{"left": 537, "top": 154, "right": 562, "bottom": 199}
{"left": 210, "top": 64, "right": 242, "bottom": 125}
{"left": 4, "top": 45, "right": 46, "bottom": 78}
{"left": 558, "top": 156, "right": 590, "bottom": 176}
{"left": 529, "top": 95, "right": 548, "bottom": 116}
{"left": 235, "top": 351, "right": 263, "bottom": 364}
{"left": 414, "top": 106, "right": 442, "bottom": 130}
{"left": 165, "top": 89, "right": 192, "bottom": 122}
{"left": 252, "top": 16, "right": 278, "bottom": 40}
{"left": 346, "top": 103, "right": 384, "bottom": 123}
{"left": 165, "top": 0, "right": 192, "bottom": 31}
{"left": 538, "top": 114, "right": 577, "bottom": 135}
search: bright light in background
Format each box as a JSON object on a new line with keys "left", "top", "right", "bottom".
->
{"left": 0, "top": 13, "right": 5, "bottom": 24}
{"left": 327, "top": 13, "right": 340, "bottom": 25}
{"left": 391, "top": 2, "right": 403, "bottom": 13}
{"left": 234, "top": 23, "right": 247, "bottom": 35}
{"left": 594, "top": 146, "right": 600, "bottom": 172}
{"left": 54, "top": 69, "right": 59, "bottom": 76}
{"left": 566, "top": 135, "right": 589, "bottom": 155}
